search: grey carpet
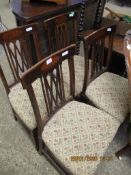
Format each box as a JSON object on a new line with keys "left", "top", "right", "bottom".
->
{"left": 0, "top": 0, "right": 131, "bottom": 175}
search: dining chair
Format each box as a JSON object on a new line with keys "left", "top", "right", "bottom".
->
{"left": 81, "top": 24, "right": 129, "bottom": 125}
{"left": 20, "top": 44, "right": 119, "bottom": 175}
{"left": 116, "top": 29, "right": 131, "bottom": 158}
{"left": 0, "top": 23, "right": 42, "bottom": 149}
{"left": 43, "top": 12, "right": 85, "bottom": 95}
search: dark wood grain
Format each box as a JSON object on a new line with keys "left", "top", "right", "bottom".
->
{"left": 10, "top": 0, "right": 80, "bottom": 23}
{"left": 43, "top": 12, "right": 77, "bottom": 55}
{"left": 0, "top": 23, "right": 42, "bottom": 87}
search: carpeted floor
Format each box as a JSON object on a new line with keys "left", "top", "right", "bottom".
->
{"left": 0, "top": 1, "right": 131, "bottom": 175}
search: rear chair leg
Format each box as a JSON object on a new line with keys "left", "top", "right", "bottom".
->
{"left": 12, "top": 108, "right": 18, "bottom": 121}
{"left": 13, "top": 114, "right": 18, "bottom": 121}
{"left": 31, "top": 128, "right": 39, "bottom": 151}
{"left": 31, "top": 129, "right": 44, "bottom": 154}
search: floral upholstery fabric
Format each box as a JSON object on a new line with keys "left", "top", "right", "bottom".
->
{"left": 8, "top": 79, "right": 70, "bottom": 130}
{"left": 86, "top": 72, "right": 129, "bottom": 123}
{"left": 8, "top": 55, "right": 84, "bottom": 131}
{"left": 42, "top": 101, "right": 119, "bottom": 175}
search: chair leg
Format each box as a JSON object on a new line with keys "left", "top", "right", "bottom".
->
{"left": 12, "top": 108, "right": 18, "bottom": 121}
{"left": 13, "top": 114, "right": 18, "bottom": 121}
{"left": 116, "top": 143, "right": 131, "bottom": 159}
{"left": 31, "top": 128, "right": 39, "bottom": 151}
{"left": 31, "top": 128, "right": 45, "bottom": 154}
{"left": 38, "top": 137, "right": 44, "bottom": 155}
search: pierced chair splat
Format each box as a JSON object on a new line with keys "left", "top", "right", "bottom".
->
{"left": 0, "top": 23, "right": 42, "bottom": 150}
{"left": 20, "top": 44, "right": 119, "bottom": 175}
{"left": 43, "top": 12, "right": 85, "bottom": 95}
{"left": 43, "top": 12, "right": 78, "bottom": 54}
{"left": 82, "top": 25, "right": 129, "bottom": 124}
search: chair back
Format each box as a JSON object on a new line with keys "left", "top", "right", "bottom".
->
{"left": 20, "top": 44, "right": 76, "bottom": 132}
{"left": 0, "top": 23, "right": 42, "bottom": 87}
{"left": 43, "top": 12, "right": 78, "bottom": 55}
{"left": 83, "top": 25, "right": 116, "bottom": 92}
{"left": 124, "top": 30, "right": 131, "bottom": 110}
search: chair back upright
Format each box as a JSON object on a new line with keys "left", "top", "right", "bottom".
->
{"left": 124, "top": 30, "right": 131, "bottom": 110}
{"left": 82, "top": 25, "right": 116, "bottom": 92}
{"left": 20, "top": 44, "right": 76, "bottom": 133}
{"left": 0, "top": 23, "right": 42, "bottom": 89}
{"left": 43, "top": 12, "right": 78, "bottom": 55}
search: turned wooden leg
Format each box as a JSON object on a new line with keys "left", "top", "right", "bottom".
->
{"left": 116, "top": 143, "right": 131, "bottom": 159}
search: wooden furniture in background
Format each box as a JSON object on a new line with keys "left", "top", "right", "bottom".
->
{"left": 10, "top": 0, "right": 80, "bottom": 25}
{"left": 10, "top": 0, "right": 106, "bottom": 26}
{"left": 111, "top": 35, "right": 124, "bottom": 55}
{"left": 10, "top": 0, "right": 106, "bottom": 55}
{"left": 10, "top": 0, "right": 80, "bottom": 56}
{"left": 30, "top": 0, "right": 68, "bottom": 5}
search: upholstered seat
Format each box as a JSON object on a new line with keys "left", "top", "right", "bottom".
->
{"left": 86, "top": 72, "right": 129, "bottom": 123}
{"left": 42, "top": 100, "right": 119, "bottom": 175}
{"left": 9, "top": 80, "right": 42, "bottom": 130}
{"left": 8, "top": 79, "right": 70, "bottom": 130}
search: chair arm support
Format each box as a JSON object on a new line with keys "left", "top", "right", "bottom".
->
{"left": 0, "top": 65, "right": 10, "bottom": 94}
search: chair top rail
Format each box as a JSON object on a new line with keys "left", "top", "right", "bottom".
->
{"left": 0, "top": 22, "right": 42, "bottom": 89}
{"left": 84, "top": 25, "right": 116, "bottom": 44}
{"left": 0, "top": 23, "right": 39, "bottom": 43}
{"left": 20, "top": 44, "right": 76, "bottom": 89}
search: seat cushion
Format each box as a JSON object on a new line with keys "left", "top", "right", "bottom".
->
{"left": 42, "top": 101, "right": 119, "bottom": 175}
{"left": 86, "top": 72, "right": 129, "bottom": 123}
{"left": 8, "top": 79, "right": 70, "bottom": 130}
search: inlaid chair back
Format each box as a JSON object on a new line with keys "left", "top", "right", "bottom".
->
{"left": 43, "top": 12, "right": 78, "bottom": 55}
{"left": 0, "top": 23, "right": 42, "bottom": 90}
{"left": 83, "top": 25, "right": 116, "bottom": 92}
{"left": 21, "top": 44, "right": 76, "bottom": 133}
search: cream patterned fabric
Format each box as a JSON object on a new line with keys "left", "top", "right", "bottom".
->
{"left": 86, "top": 72, "right": 129, "bottom": 123}
{"left": 42, "top": 101, "right": 119, "bottom": 175}
{"left": 62, "top": 55, "right": 85, "bottom": 94}
{"left": 9, "top": 79, "right": 70, "bottom": 130}
{"left": 8, "top": 55, "right": 85, "bottom": 130}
